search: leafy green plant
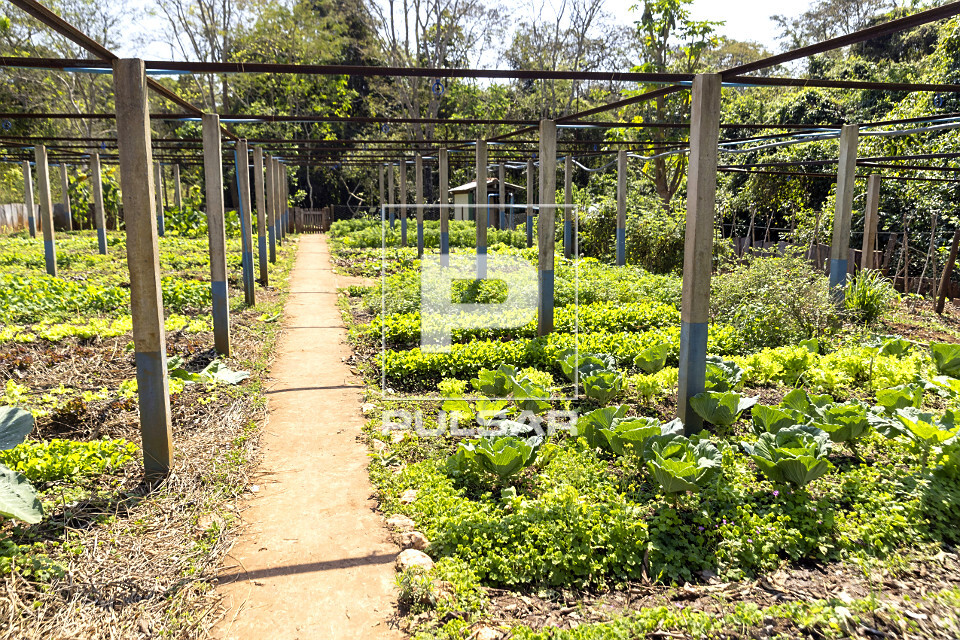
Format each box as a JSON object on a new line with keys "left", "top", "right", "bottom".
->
{"left": 0, "top": 438, "right": 136, "bottom": 483}
{"left": 893, "top": 408, "right": 960, "bottom": 467}
{"left": 750, "top": 405, "right": 797, "bottom": 435}
{"left": 690, "top": 391, "right": 758, "bottom": 427}
{"left": 471, "top": 365, "right": 518, "bottom": 396}
{"left": 582, "top": 369, "right": 625, "bottom": 404}
{"left": 875, "top": 384, "right": 923, "bottom": 415}
{"left": 776, "top": 389, "right": 870, "bottom": 452}
{"left": 930, "top": 342, "right": 960, "bottom": 378}
{"left": 0, "top": 407, "right": 42, "bottom": 523}
{"left": 575, "top": 405, "right": 628, "bottom": 451}
{"left": 634, "top": 343, "right": 670, "bottom": 374}
{"left": 704, "top": 356, "right": 743, "bottom": 392}
{"left": 599, "top": 417, "right": 683, "bottom": 457}
{"left": 741, "top": 426, "right": 832, "bottom": 487}
{"left": 644, "top": 435, "right": 721, "bottom": 497}
{"left": 844, "top": 269, "right": 898, "bottom": 325}
{"left": 446, "top": 426, "right": 551, "bottom": 483}
{"left": 166, "top": 356, "right": 250, "bottom": 386}
{"left": 558, "top": 351, "right": 615, "bottom": 383}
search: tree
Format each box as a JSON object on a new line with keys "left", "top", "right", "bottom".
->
{"left": 772, "top": 0, "right": 895, "bottom": 51}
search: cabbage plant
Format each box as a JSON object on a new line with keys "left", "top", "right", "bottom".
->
{"left": 582, "top": 370, "right": 625, "bottom": 404}
{"left": 0, "top": 407, "right": 43, "bottom": 524}
{"left": 778, "top": 389, "right": 870, "bottom": 450}
{"left": 644, "top": 434, "right": 721, "bottom": 497}
{"left": 599, "top": 417, "right": 683, "bottom": 457}
{"left": 875, "top": 384, "right": 923, "bottom": 415}
{"left": 894, "top": 407, "right": 960, "bottom": 467}
{"left": 557, "top": 350, "right": 615, "bottom": 383}
{"left": 690, "top": 391, "right": 758, "bottom": 427}
{"left": 446, "top": 428, "right": 551, "bottom": 483}
{"left": 576, "top": 405, "right": 628, "bottom": 450}
{"left": 633, "top": 343, "right": 670, "bottom": 374}
{"left": 931, "top": 342, "right": 960, "bottom": 378}
{"left": 741, "top": 426, "right": 832, "bottom": 487}
{"left": 704, "top": 356, "right": 743, "bottom": 392}
{"left": 751, "top": 405, "right": 797, "bottom": 435}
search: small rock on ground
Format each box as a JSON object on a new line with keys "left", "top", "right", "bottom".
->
{"left": 399, "top": 530, "right": 430, "bottom": 551}
{"left": 396, "top": 549, "right": 434, "bottom": 572}
{"left": 386, "top": 514, "right": 416, "bottom": 531}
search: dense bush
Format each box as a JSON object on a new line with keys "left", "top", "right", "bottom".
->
{"left": 712, "top": 254, "right": 840, "bottom": 351}
{"left": 844, "top": 269, "right": 899, "bottom": 324}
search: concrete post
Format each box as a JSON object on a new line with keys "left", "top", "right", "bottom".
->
{"left": 235, "top": 140, "right": 255, "bottom": 305}
{"left": 416, "top": 153, "right": 424, "bottom": 257}
{"left": 476, "top": 140, "right": 488, "bottom": 278}
{"left": 378, "top": 164, "right": 385, "bottom": 216}
{"left": 59, "top": 163, "right": 72, "bottom": 231}
{"left": 830, "top": 124, "right": 859, "bottom": 290}
{"left": 173, "top": 163, "right": 182, "bottom": 211}
{"left": 564, "top": 155, "right": 573, "bottom": 259}
{"left": 861, "top": 173, "right": 881, "bottom": 271}
{"left": 202, "top": 113, "right": 231, "bottom": 355}
{"left": 526, "top": 158, "right": 534, "bottom": 248}
{"left": 253, "top": 147, "right": 268, "bottom": 286}
{"left": 273, "top": 159, "right": 283, "bottom": 247}
{"left": 22, "top": 160, "right": 36, "bottom": 238}
{"left": 35, "top": 145, "right": 56, "bottom": 276}
{"left": 265, "top": 156, "right": 276, "bottom": 261}
{"left": 280, "top": 163, "right": 288, "bottom": 238}
{"left": 538, "top": 120, "right": 556, "bottom": 336}
{"left": 91, "top": 152, "right": 107, "bottom": 255}
{"left": 399, "top": 159, "right": 407, "bottom": 247}
{"left": 153, "top": 162, "right": 164, "bottom": 237}
{"left": 439, "top": 148, "right": 449, "bottom": 264}
{"left": 387, "top": 163, "right": 395, "bottom": 229}
{"left": 678, "top": 73, "right": 721, "bottom": 435}
{"left": 499, "top": 163, "right": 506, "bottom": 230}
{"left": 114, "top": 58, "right": 173, "bottom": 477}
{"left": 617, "top": 150, "right": 627, "bottom": 266}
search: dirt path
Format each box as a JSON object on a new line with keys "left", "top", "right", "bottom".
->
{"left": 215, "top": 235, "right": 402, "bottom": 639}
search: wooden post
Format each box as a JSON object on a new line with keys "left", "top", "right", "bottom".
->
{"left": 91, "top": 152, "right": 107, "bottom": 255}
{"left": 476, "top": 140, "right": 488, "bottom": 278}
{"left": 439, "top": 148, "right": 449, "bottom": 264}
{"left": 678, "top": 73, "right": 721, "bottom": 434}
{"left": 265, "top": 156, "right": 276, "bottom": 262}
{"left": 936, "top": 230, "right": 960, "bottom": 314}
{"left": 173, "top": 163, "right": 182, "bottom": 211}
{"left": 202, "top": 113, "right": 231, "bottom": 355}
{"left": 22, "top": 160, "right": 36, "bottom": 238}
{"left": 499, "top": 163, "right": 506, "bottom": 230}
{"left": 861, "top": 174, "right": 881, "bottom": 270}
{"left": 881, "top": 233, "right": 897, "bottom": 274}
{"left": 830, "top": 124, "right": 859, "bottom": 290}
{"left": 153, "top": 162, "right": 164, "bottom": 237}
{"left": 114, "top": 58, "right": 173, "bottom": 477}
{"left": 399, "top": 159, "right": 408, "bottom": 247}
{"left": 564, "top": 154, "right": 573, "bottom": 259}
{"left": 387, "top": 163, "right": 395, "bottom": 229}
{"left": 617, "top": 150, "right": 627, "bottom": 265}
{"left": 280, "top": 163, "right": 289, "bottom": 238}
{"left": 526, "top": 158, "right": 534, "bottom": 248}
{"left": 35, "top": 145, "right": 56, "bottom": 276}
{"left": 918, "top": 212, "right": 938, "bottom": 295}
{"left": 235, "top": 140, "right": 255, "bottom": 305}
{"left": 273, "top": 159, "right": 283, "bottom": 247}
{"left": 538, "top": 120, "right": 556, "bottom": 336}
{"left": 378, "top": 164, "right": 385, "bottom": 217}
{"left": 253, "top": 147, "right": 268, "bottom": 286}
{"left": 416, "top": 153, "right": 424, "bottom": 257}
{"left": 59, "top": 162, "right": 72, "bottom": 231}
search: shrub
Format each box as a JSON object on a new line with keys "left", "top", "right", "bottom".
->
{"left": 712, "top": 255, "right": 839, "bottom": 351}
{"left": 844, "top": 269, "right": 898, "bottom": 324}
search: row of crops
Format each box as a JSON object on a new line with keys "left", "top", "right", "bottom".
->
{"left": 0, "top": 229, "right": 296, "bottom": 633}
{"left": 331, "top": 218, "right": 960, "bottom": 640}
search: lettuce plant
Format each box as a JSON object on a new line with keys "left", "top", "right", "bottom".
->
{"left": 644, "top": 434, "right": 721, "bottom": 497}
{"left": 0, "top": 407, "right": 43, "bottom": 524}
{"left": 741, "top": 426, "right": 832, "bottom": 487}
{"left": 690, "top": 391, "right": 758, "bottom": 427}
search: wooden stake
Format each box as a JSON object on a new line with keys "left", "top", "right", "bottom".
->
{"left": 399, "top": 159, "right": 407, "bottom": 247}
{"left": 564, "top": 155, "right": 573, "bottom": 259}
{"left": 90, "top": 152, "right": 107, "bottom": 255}
{"left": 936, "top": 230, "right": 960, "bottom": 314}
{"left": 265, "top": 156, "right": 276, "bottom": 262}
{"left": 861, "top": 174, "right": 881, "bottom": 270}
{"left": 538, "top": 120, "right": 556, "bottom": 336}
{"left": 201, "top": 113, "right": 231, "bottom": 355}
{"left": 35, "top": 145, "right": 56, "bottom": 276}
{"left": 918, "top": 212, "right": 938, "bottom": 296}
{"left": 114, "top": 58, "right": 173, "bottom": 478}
{"left": 253, "top": 147, "right": 268, "bottom": 286}
{"left": 617, "top": 150, "right": 627, "bottom": 265}
{"left": 173, "top": 163, "right": 182, "bottom": 211}
{"left": 526, "top": 158, "right": 534, "bottom": 248}
{"left": 476, "top": 140, "right": 488, "bottom": 277}
{"left": 499, "top": 162, "right": 506, "bottom": 230}
{"left": 22, "top": 160, "right": 36, "bottom": 238}
{"left": 678, "top": 73, "right": 721, "bottom": 435}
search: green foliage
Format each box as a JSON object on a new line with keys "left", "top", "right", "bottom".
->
{"left": 690, "top": 391, "right": 758, "bottom": 427}
{"left": 712, "top": 255, "right": 839, "bottom": 350}
{"left": 597, "top": 416, "right": 683, "bottom": 457}
{"left": 930, "top": 342, "right": 960, "bottom": 378}
{"left": 633, "top": 342, "right": 670, "bottom": 374}
{"left": 0, "top": 407, "right": 41, "bottom": 524}
{"left": 582, "top": 369, "right": 626, "bottom": 404}
{"left": 557, "top": 351, "right": 615, "bottom": 383}
{"left": 166, "top": 356, "right": 250, "bottom": 386}
{"left": 893, "top": 407, "right": 960, "bottom": 466}
{"left": 0, "top": 438, "right": 136, "bottom": 483}
{"left": 645, "top": 435, "right": 722, "bottom": 495}
{"left": 447, "top": 429, "right": 551, "bottom": 484}
{"left": 844, "top": 269, "right": 898, "bottom": 325}
{"left": 575, "top": 405, "right": 629, "bottom": 451}
{"left": 741, "top": 426, "right": 832, "bottom": 487}
{"left": 875, "top": 384, "right": 923, "bottom": 414}
{"left": 704, "top": 355, "right": 744, "bottom": 392}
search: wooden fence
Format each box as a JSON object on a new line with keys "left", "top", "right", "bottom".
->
{"left": 0, "top": 203, "right": 37, "bottom": 232}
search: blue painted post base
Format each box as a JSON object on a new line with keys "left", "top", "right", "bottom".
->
{"left": 242, "top": 250, "right": 254, "bottom": 305}
{"left": 526, "top": 216, "right": 533, "bottom": 248}
{"left": 211, "top": 280, "right": 231, "bottom": 355}
{"left": 97, "top": 228, "right": 107, "bottom": 255}
{"left": 268, "top": 228, "right": 276, "bottom": 263}
{"left": 401, "top": 218, "right": 407, "bottom": 246}
{"left": 538, "top": 269, "right": 555, "bottom": 335}
{"left": 258, "top": 236, "right": 268, "bottom": 284}
{"left": 500, "top": 211, "right": 506, "bottom": 230}
{"left": 43, "top": 239, "right": 56, "bottom": 276}
{"left": 616, "top": 227, "right": 625, "bottom": 266}
{"left": 157, "top": 213, "right": 164, "bottom": 238}
{"left": 564, "top": 220, "right": 571, "bottom": 257}
{"left": 28, "top": 218, "right": 36, "bottom": 238}
{"left": 134, "top": 349, "right": 173, "bottom": 477}
{"left": 477, "top": 245, "right": 487, "bottom": 280}
{"left": 440, "top": 231, "right": 449, "bottom": 266}
{"left": 829, "top": 258, "right": 848, "bottom": 292}
{"left": 389, "top": 212, "right": 395, "bottom": 229}
{"left": 677, "top": 321, "right": 708, "bottom": 434}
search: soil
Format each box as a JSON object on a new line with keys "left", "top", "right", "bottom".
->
{"left": 214, "top": 235, "right": 403, "bottom": 640}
